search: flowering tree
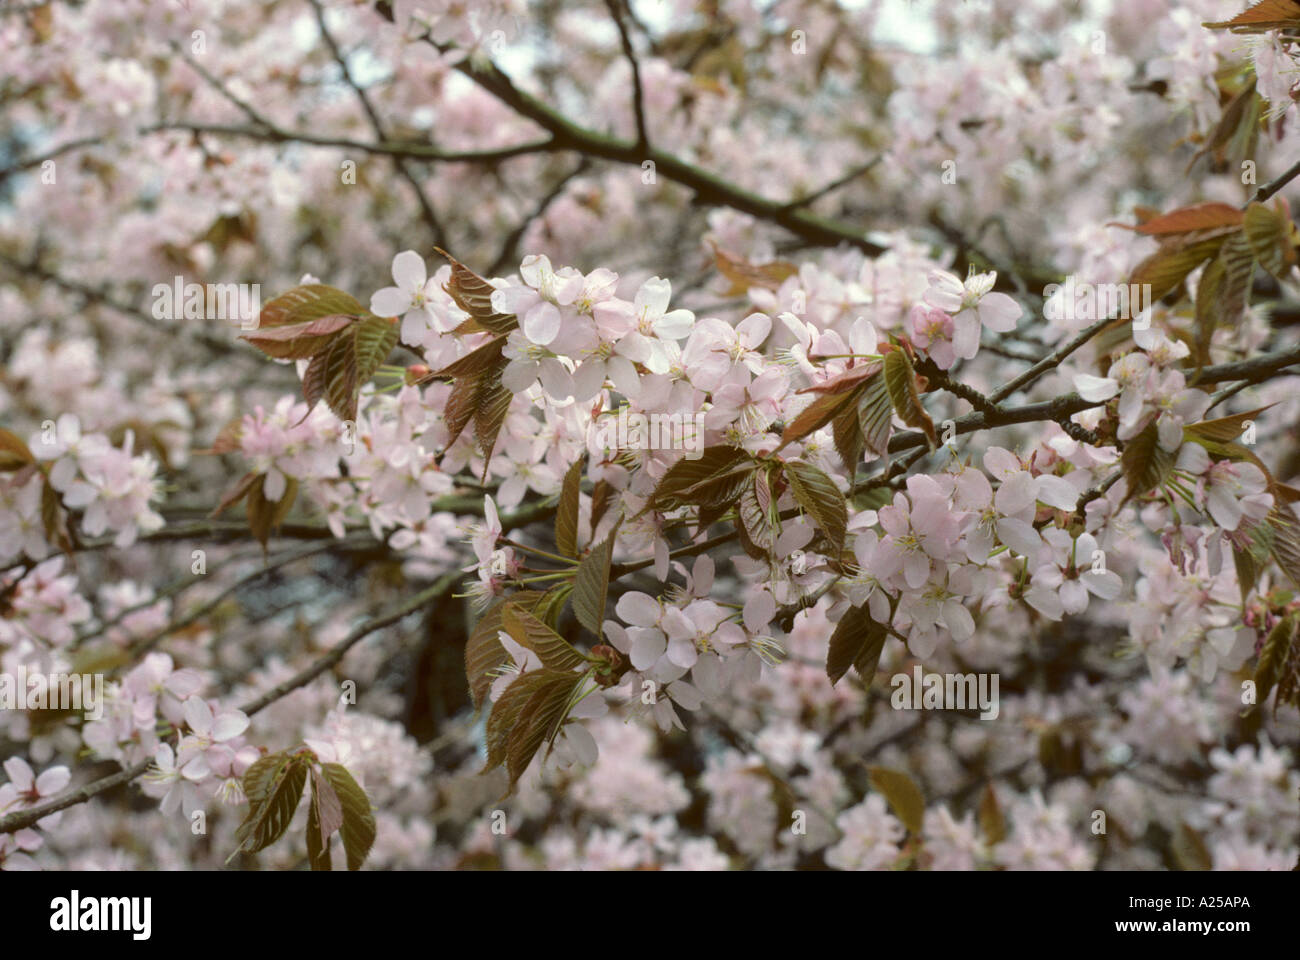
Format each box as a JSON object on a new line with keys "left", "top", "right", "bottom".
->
{"left": 1, "top": 0, "right": 1299, "bottom": 871}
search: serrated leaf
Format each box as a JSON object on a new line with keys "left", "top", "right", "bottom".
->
{"left": 826, "top": 603, "right": 887, "bottom": 686}
{"left": 485, "top": 669, "right": 584, "bottom": 788}
{"left": 234, "top": 753, "right": 307, "bottom": 856}
{"left": 474, "top": 376, "right": 514, "bottom": 469}
{"left": 1194, "top": 233, "right": 1255, "bottom": 365}
{"left": 1130, "top": 236, "right": 1230, "bottom": 302}
{"left": 465, "top": 590, "right": 545, "bottom": 708}
{"left": 781, "top": 390, "right": 854, "bottom": 446}
{"left": 245, "top": 473, "right": 298, "bottom": 550}
{"left": 573, "top": 533, "right": 615, "bottom": 636}
{"left": 433, "top": 336, "right": 507, "bottom": 380}
{"left": 211, "top": 471, "right": 258, "bottom": 518}
{"left": 1255, "top": 612, "right": 1296, "bottom": 709}
{"left": 555, "top": 458, "right": 583, "bottom": 557}
{"left": 645, "top": 445, "right": 751, "bottom": 513}
{"left": 319, "top": 762, "right": 375, "bottom": 871}
{"left": 240, "top": 313, "right": 356, "bottom": 359}
{"left": 443, "top": 374, "right": 481, "bottom": 449}
{"left": 320, "top": 330, "right": 360, "bottom": 422}
{"left": 883, "top": 348, "right": 936, "bottom": 448}
{"left": 354, "top": 314, "right": 398, "bottom": 382}
{"left": 1204, "top": 0, "right": 1300, "bottom": 32}
{"left": 504, "top": 672, "right": 587, "bottom": 788}
{"left": 738, "top": 469, "right": 778, "bottom": 554}
{"left": 533, "top": 583, "right": 572, "bottom": 630}
{"left": 1119, "top": 422, "right": 1174, "bottom": 504}
{"left": 590, "top": 479, "right": 614, "bottom": 532}
{"left": 784, "top": 459, "right": 847, "bottom": 555}
{"left": 857, "top": 370, "right": 893, "bottom": 459}
{"left": 438, "top": 249, "right": 518, "bottom": 334}
{"left": 0, "top": 428, "right": 35, "bottom": 471}
{"left": 867, "top": 766, "right": 925, "bottom": 835}
{"left": 831, "top": 397, "right": 864, "bottom": 474}
{"left": 306, "top": 779, "right": 330, "bottom": 871}
{"left": 1184, "top": 405, "right": 1276, "bottom": 444}
{"left": 1243, "top": 199, "right": 1297, "bottom": 277}
{"left": 307, "top": 765, "right": 343, "bottom": 871}
{"left": 1270, "top": 504, "right": 1300, "bottom": 588}
{"left": 1131, "top": 202, "right": 1244, "bottom": 235}
{"left": 710, "top": 242, "right": 798, "bottom": 295}
{"left": 257, "top": 284, "right": 366, "bottom": 329}
{"left": 502, "top": 603, "right": 587, "bottom": 672}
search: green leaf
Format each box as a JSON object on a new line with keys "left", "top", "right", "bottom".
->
{"left": 502, "top": 603, "right": 587, "bottom": 672}
{"left": 826, "top": 603, "right": 888, "bottom": 686}
{"left": 1119, "top": 422, "right": 1174, "bottom": 504}
{"left": 233, "top": 752, "right": 308, "bottom": 857}
{"left": 555, "top": 458, "right": 583, "bottom": 557}
{"left": 867, "top": 766, "right": 925, "bottom": 835}
{"left": 572, "top": 533, "right": 615, "bottom": 636}
{"left": 319, "top": 762, "right": 376, "bottom": 871}
{"left": 784, "top": 458, "right": 848, "bottom": 555}
{"left": 883, "top": 348, "right": 936, "bottom": 448}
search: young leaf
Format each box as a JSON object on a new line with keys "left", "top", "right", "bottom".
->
{"left": 465, "top": 591, "right": 544, "bottom": 708}
{"left": 883, "top": 348, "right": 936, "bottom": 448}
{"left": 502, "top": 602, "right": 587, "bottom": 672}
{"left": 555, "top": 458, "right": 583, "bottom": 558}
{"left": 572, "top": 533, "right": 615, "bottom": 636}
{"left": 245, "top": 473, "right": 298, "bottom": 550}
{"left": 826, "top": 603, "right": 888, "bottom": 686}
{"left": 354, "top": 313, "right": 399, "bottom": 383}
{"left": 857, "top": 369, "right": 893, "bottom": 460}
{"left": 1129, "top": 235, "right": 1231, "bottom": 302}
{"left": 1119, "top": 422, "right": 1174, "bottom": 504}
{"left": 1129, "top": 202, "right": 1243, "bottom": 236}
{"left": 1243, "top": 199, "right": 1297, "bottom": 277}
{"left": 257, "top": 284, "right": 366, "bottom": 329}
{"left": 780, "top": 389, "right": 854, "bottom": 446}
{"left": 233, "top": 753, "right": 308, "bottom": 856}
{"left": 0, "top": 428, "right": 35, "bottom": 472}
{"left": 473, "top": 375, "right": 514, "bottom": 469}
{"left": 485, "top": 668, "right": 584, "bottom": 788}
{"left": 645, "top": 445, "right": 751, "bottom": 513}
{"left": 306, "top": 765, "right": 344, "bottom": 872}
{"left": 1183, "top": 405, "right": 1276, "bottom": 444}
{"left": 438, "top": 249, "right": 518, "bottom": 335}
{"left": 784, "top": 459, "right": 848, "bottom": 555}
{"left": 239, "top": 313, "right": 355, "bottom": 360}
{"left": 1204, "top": 0, "right": 1300, "bottom": 32}
{"left": 867, "top": 766, "right": 925, "bottom": 835}
{"left": 319, "top": 762, "right": 376, "bottom": 871}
